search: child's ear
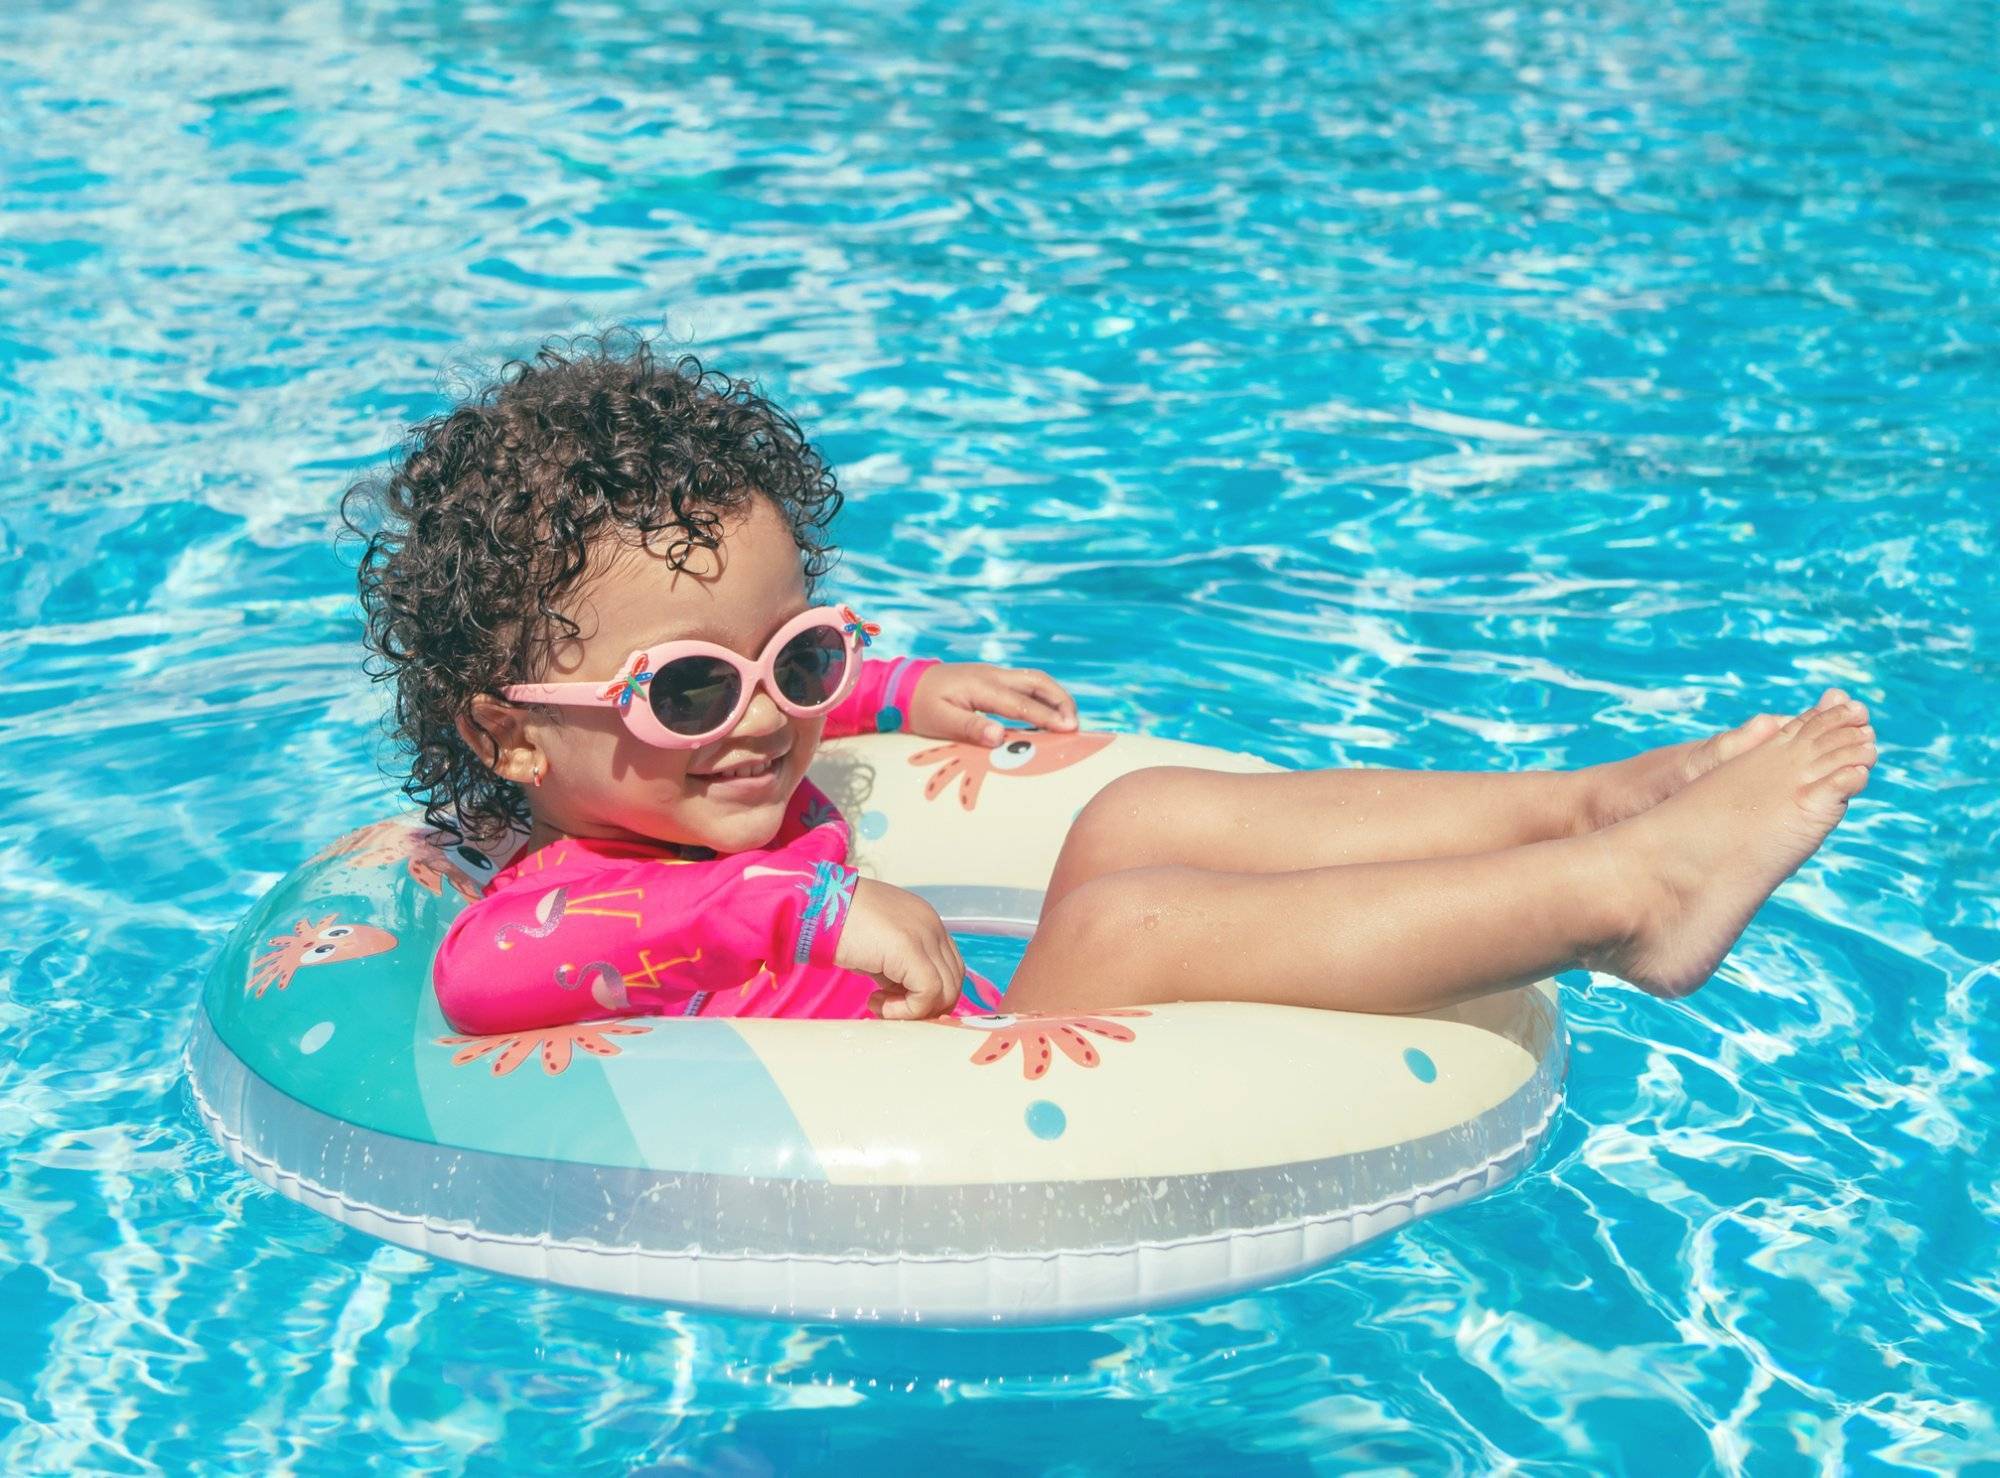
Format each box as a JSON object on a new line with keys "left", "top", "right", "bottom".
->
{"left": 458, "top": 695, "right": 540, "bottom": 784}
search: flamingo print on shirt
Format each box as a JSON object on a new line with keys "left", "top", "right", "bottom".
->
{"left": 492, "top": 883, "right": 645, "bottom": 950}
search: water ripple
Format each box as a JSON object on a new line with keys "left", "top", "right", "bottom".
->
{"left": 1, "top": 0, "right": 1996, "bottom": 1469}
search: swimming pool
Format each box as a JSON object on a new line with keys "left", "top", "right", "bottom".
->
{"left": 2, "top": 0, "right": 1994, "bottom": 1467}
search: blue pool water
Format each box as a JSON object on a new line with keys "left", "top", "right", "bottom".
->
{"left": 3, "top": 0, "right": 1996, "bottom": 1468}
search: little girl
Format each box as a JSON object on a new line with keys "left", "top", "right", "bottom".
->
{"left": 347, "top": 334, "right": 1877, "bottom": 1034}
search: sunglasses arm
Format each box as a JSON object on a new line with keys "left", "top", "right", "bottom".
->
{"left": 498, "top": 680, "right": 619, "bottom": 708}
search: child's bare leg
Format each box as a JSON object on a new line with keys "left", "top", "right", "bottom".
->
{"left": 1041, "top": 693, "right": 1863, "bottom": 912}
{"left": 1042, "top": 714, "right": 1773, "bottom": 909}
{"left": 1009, "top": 700, "right": 1876, "bottom": 1014}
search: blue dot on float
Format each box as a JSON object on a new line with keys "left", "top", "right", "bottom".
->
{"left": 875, "top": 705, "right": 904, "bottom": 732}
{"left": 300, "top": 1021, "right": 335, "bottom": 1055}
{"left": 858, "top": 809, "right": 889, "bottom": 840}
{"left": 1025, "top": 1099, "right": 1067, "bottom": 1140}
{"left": 1403, "top": 1047, "right": 1437, "bottom": 1083}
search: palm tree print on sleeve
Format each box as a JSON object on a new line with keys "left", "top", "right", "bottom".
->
{"left": 793, "top": 862, "right": 858, "bottom": 964}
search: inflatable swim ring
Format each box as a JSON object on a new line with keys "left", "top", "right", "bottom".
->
{"left": 186, "top": 729, "right": 1567, "bottom": 1324}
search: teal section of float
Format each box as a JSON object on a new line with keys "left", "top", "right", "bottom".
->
{"left": 198, "top": 832, "right": 823, "bottom": 1180}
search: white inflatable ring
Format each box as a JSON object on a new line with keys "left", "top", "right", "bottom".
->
{"left": 185, "top": 728, "right": 1566, "bottom": 1324}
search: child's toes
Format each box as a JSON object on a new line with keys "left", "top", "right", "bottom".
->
{"left": 1796, "top": 755, "right": 1871, "bottom": 819}
{"left": 1803, "top": 709, "right": 1870, "bottom": 757}
{"left": 1817, "top": 687, "right": 1849, "bottom": 710}
{"left": 1745, "top": 712, "right": 1784, "bottom": 744}
{"left": 1799, "top": 699, "right": 1865, "bottom": 741}
{"left": 1806, "top": 738, "right": 1876, "bottom": 787}
{"left": 1711, "top": 713, "right": 1783, "bottom": 766}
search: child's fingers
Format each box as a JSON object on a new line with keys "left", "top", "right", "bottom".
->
{"left": 877, "top": 990, "right": 927, "bottom": 1021}
{"left": 926, "top": 940, "right": 963, "bottom": 1017}
{"left": 869, "top": 964, "right": 923, "bottom": 1019}
{"left": 882, "top": 974, "right": 944, "bottom": 1020}
{"left": 870, "top": 944, "right": 946, "bottom": 1020}
{"left": 969, "top": 676, "right": 1072, "bottom": 734}
{"left": 1013, "top": 669, "right": 1079, "bottom": 728}
{"left": 871, "top": 953, "right": 961, "bottom": 1019}
{"left": 943, "top": 936, "right": 966, "bottom": 1007}
{"left": 865, "top": 967, "right": 902, "bottom": 1018}
{"left": 905, "top": 947, "right": 949, "bottom": 1019}
{"left": 997, "top": 669, "right": 1078, "bottom": 729}
{"left": 926, "top": 701, "right": 1007, "bottom": 748}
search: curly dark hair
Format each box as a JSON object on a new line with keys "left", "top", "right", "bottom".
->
{"left": 340, "top": 329, "right": 844, "bottom": 842}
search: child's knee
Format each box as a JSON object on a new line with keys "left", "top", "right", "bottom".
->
{"left": 1040, "top": 869, "right": 1139, "bottom": 957}
{"left": 1020, "top": 865, "right": 1203, "bottom": 1008}
{"left": 1064, "top": 766, "right": 1206, "bottom": 867}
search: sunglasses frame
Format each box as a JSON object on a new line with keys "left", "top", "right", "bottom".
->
{"left": 500, "top": 604, "right": 870, "bottom": 750}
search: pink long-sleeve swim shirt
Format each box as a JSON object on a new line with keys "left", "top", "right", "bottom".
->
{"left": 432, "top": 656, "right": 977, "bottom": 1034}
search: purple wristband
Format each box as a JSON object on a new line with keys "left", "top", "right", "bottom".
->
{"left": 877, "top": 657, "right": 938, "bottom": 733}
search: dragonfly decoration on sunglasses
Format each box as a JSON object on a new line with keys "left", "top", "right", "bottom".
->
{"left": 838, "top": 604, "right": 881, "bottom": 648}
{"left": 597, "top": 653, "right": 655, "bottom": 712}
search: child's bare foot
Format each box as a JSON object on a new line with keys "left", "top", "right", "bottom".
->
{"left": 1591, "top": 696, "right": 1877, "bottom": 998}
{"left": 1579, "top": 714, "right": 1779, "bottom": 830}
{"left": 1578, "top": 688, "right": 1858, "bottom": 832}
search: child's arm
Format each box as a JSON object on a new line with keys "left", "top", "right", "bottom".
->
{"left": 823, "top": 655, "right": 1080, "bottom": 745}
{"left": 837, "top": 878, "right": 965, "bottom": 1020}
{"left": 822, "top": 656, "right": 939, "bottom": 738}
{"left": 433, "top": 828, "right": 860, "bottom": 1034}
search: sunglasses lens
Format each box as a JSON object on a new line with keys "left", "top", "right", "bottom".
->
{"left": 649, "top": 656, "right": 742, "bottom": 736}
{"left": 773, "top": 623, "right": 850, "bottom": 709}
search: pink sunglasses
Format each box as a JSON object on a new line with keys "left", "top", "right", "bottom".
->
{"left": 502, "top": 604, "right": 877, "bottom": 749}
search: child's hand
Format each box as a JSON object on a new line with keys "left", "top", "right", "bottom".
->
{"left": 837, "top": 878, "right": 965, "bottom": 1020}
{"left": 909, "top": 663, "right": 1079, "bottom": 747}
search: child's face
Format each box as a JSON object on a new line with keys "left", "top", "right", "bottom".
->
{"left": 521, "top": 495, "right": 825, "bottom": 854}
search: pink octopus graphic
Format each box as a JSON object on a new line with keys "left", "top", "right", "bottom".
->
{"left": 437, "top": 1021, "right": 652, "bottom": 1077}
{"left": 313, "top": 820, "right": 501, "bottom": 902}
{"left": 248, "top": 913, "right": 399, "bottom": 997}
{"left": 947, "top": 1009, "right": 1149, "bottom": 1079}
{"left": 909, "top": 729, "right": 1114, "bottom": 810}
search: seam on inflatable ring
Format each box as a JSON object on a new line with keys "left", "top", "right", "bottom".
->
{"left": 186, "top": 1029, "right": 1562, "bottom": 1271}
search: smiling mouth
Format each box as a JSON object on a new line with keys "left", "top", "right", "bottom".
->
{"left": 695, "top": 752, "right": 787, "bottom": 782}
